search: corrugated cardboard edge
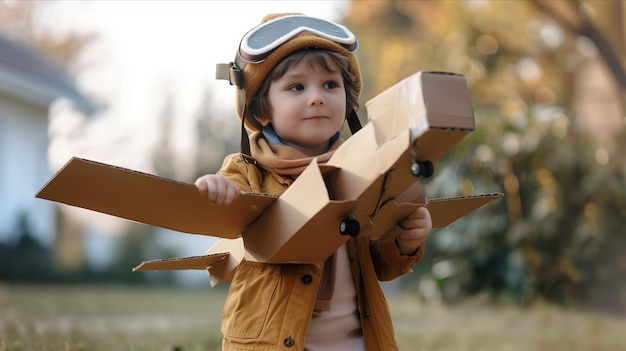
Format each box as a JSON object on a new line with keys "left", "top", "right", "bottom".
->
{"left": 132, "top": 252, "right": 228, "bottom": 271}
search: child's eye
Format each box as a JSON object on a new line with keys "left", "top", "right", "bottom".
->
{"left": 324, "top": 81, "right": 340, "bottom": 89}
{"left": 288, "top": 84, "right": 304, "bottom": 92}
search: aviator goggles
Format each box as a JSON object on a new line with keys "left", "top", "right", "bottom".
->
{"left": 215, "top": 14, "right": 362, "bottom": 155}
{"left": 239, "top": 14, "right": 359, "bottom": 63}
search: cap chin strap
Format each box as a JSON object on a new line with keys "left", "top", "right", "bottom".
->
{"left": 238, "top": 110, "right": 360, "bottom": 159}
{"left": 347, "top": 109, "right": 362, "bottom": 134}
{"left": 240, "top": 107, "right": 252, "bottom": 157}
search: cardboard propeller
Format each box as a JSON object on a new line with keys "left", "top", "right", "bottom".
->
{"left": 36, "top": 71, "right": 503, "bottom": 285}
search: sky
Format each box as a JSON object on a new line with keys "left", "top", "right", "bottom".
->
{"left": 39, "top": 1, "right": 350, "bottom": 278}
{"left": 47, "top": 1, "right": 349, "bottom": 174}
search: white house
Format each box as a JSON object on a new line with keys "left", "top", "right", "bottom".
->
{"left": 0, "top": 33, "right": 96, "bottom": 249}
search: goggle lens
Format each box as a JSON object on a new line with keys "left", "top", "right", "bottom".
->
{"left": 239, "top": 15, "right": 358, "bottom": 63}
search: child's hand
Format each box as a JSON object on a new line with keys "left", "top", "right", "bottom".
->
{"left": 396, "top": 207, "right": 432, "bottom": 256}
{"left": 194, "top": 174, "right": 241, "bottom": 206}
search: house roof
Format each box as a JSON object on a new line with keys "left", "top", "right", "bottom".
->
{"left": 0, "top": 33, "right": 98, "bottom": 115}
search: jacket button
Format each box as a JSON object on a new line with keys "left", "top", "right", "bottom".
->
{"left": 284, "top": 337, "right": 295, "bottom": 347}
{"left": 364, "top": 312, "right": 371, "bottom": 318}
{"left": 301, "top": 274, "right": 313, "bottom": 285}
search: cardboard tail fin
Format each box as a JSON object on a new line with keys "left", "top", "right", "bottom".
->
{"left": 132, "top": 253, "right": 228, "bottom": 272}
{"left": 133, "top": 237, "right": 245, "bottom": 287}
{"left": 428, "top": 193, "right": 503, "bottom": 228}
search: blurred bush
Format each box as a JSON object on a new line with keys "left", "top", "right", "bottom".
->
{"left": 345, "top": 0, "right": 626, "bottom": 313}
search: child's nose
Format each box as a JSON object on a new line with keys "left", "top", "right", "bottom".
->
{"left": 308, "top": 89, "right": 325, "bottom": 105}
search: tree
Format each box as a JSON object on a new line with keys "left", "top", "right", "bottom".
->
{"left": 343, "top": 0, "right": 626, "bottom": 311}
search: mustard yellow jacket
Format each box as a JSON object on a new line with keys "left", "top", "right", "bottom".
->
{"left": 218, "top": 153, "right": 424, "bottom": 351}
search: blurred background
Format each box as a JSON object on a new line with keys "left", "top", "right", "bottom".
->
{"left": 1, "top": 0, "right": 626, "bottom": 349}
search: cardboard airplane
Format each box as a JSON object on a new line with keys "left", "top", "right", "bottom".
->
{"left": 36, "top": 71, "right": 503, "bottom": 286}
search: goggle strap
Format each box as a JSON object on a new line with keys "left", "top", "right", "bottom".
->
{"left": 217, "top": 61, "right": 252, "bottom": 156}
{"left": 216, "top": 62, "right": 243, "bottom": 87}
{"left": 347, "top": 109, "right": 362, "bottom": 135}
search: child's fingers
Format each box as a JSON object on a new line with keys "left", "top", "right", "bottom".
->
{"left": 195, "top": 176, "right": 241, "bottom": 206}
{"left": 407, "top": 206, "right": 430, "bottom": 220}
{"left": 208, "top": 181, "right": 222, "bottom": 205}
{"left": 400, "top": 207, "right": 432, "bottom": 230}
{"left": 215, "top": 178, "right": 241, "bottom": 206}
{"left": 194, "top": 177, "right": 208, "bottom": 194}
{"left": 224, "top": 186, "right": 241, "bottom": 205}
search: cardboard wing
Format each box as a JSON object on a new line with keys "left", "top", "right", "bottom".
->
{"left": 36, "top": 157, "right": 277, "bottom": 238}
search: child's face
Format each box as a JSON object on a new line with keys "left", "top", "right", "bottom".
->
{"left": 259, "top": 60, "right": 346, "bottom": 154}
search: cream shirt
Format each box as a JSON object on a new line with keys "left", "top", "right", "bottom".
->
{"left": 304, "top": 243, "right": 366, "bottom": 351}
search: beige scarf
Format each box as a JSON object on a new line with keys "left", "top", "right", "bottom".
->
{"left": 249, "top": 131, "right": 343, "bottom": 176}
{"left": 249, "top": 131, "right": 342, "bottom": 311}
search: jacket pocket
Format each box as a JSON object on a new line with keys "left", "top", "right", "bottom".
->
{"left": 222, "top": 260, "right": 281, "bottom": 339}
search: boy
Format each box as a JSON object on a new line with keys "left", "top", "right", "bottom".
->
{"left": 195, "top": 13, "right": 431, "bottom": 351}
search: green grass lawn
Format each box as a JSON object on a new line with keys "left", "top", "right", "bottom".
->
{"left": 1, "top": 284, "right": 625, "bottom": 351}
